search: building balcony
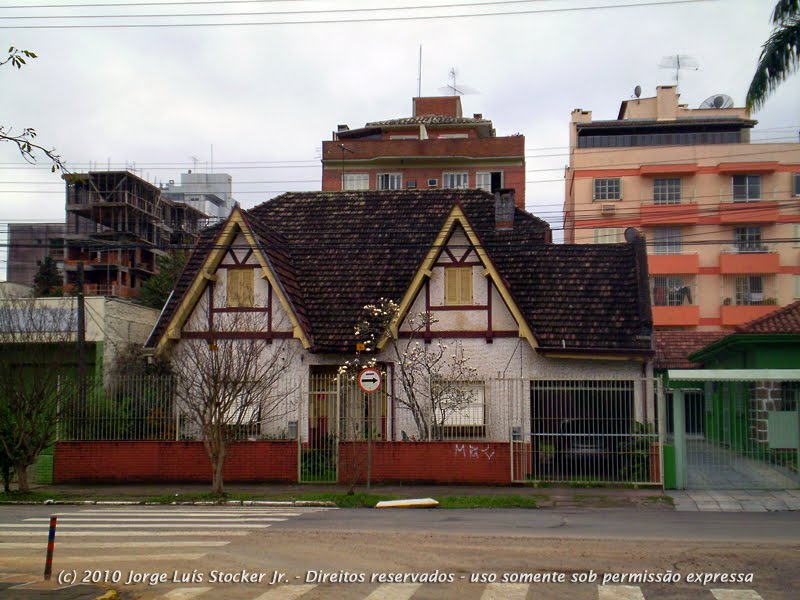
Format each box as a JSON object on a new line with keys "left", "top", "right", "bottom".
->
{"left": 720, "top": 304, "right": 779, "bottom": 326}
{"left": 718, "top": 200, "right": 780, "bottom": 224}
{"left": 648, "top": 253, "right": 700, "bottom": 274}
{"left": 719, "top": 251, "right": 780, "bottom": 274}
{"left": 640, "top": 201, "right": 699, "bottom": 225}
{"left": 652, "top": 305, "right": 700, "bottom": 327}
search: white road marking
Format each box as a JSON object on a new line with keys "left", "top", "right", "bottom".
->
{"left": 0, "top": 531, "right": 249, "bottom": 537}
{"left": 5, "top": 523, "right": 274, "bottom": 528}
{"left": 161, "top": 588, "right": 213, "bottom": 599}
{"left": 24, "top": 517, "right": 287, "bottom": 522}
{"left": 481, "top": 582, "right": 528, "bottom": 599}
{"left": 711, "top": 591, "right": 764, "bottom": 600}
{"left": 55, "top": 553, "right": 207, "bottom": 562}
{"left": 364, "top": 583, "right": 423, "bottom": 600}
{"left": 0, "top": 541, "right": 229, "bottom": 549}
{"left": 253, "top": 584, "right": 317, "bottom": 599}
{"left": 598, "top": 585, "right": 646, "bottom": 600}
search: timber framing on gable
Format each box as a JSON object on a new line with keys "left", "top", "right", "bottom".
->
{"left": 382, "top": 203, "right": 538, "bottom": 350}
{"left": 155, "top": 208, "right": 311, "bottom": 354}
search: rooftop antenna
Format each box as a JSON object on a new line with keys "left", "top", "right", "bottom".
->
{"left": 658, "top": 54, "right": 699, "bottom": 90}
{"left": 417, "top": 45, "right": 422, "bottom": 97}
{"left": 438, "top": 67, "right": 478, "bottom": 96}
{"left": 189, "top": 155, "right": 198, "bottom": 171}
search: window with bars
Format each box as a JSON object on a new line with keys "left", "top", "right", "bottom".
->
{"left": 342, "top": 173, "right": 369, "bottom": 191}
{"left": 442, "top": 172, "right": 469, "bottom": 189}
{"left": 732, "top": 175, "right": 761, "bottom": 201}
{"left": 651, "top": 275, "right": 693, "bottom": 306}
{"left": 434, "top": 380, "right": 486, "bottom": 439}
{"left": 734, "top": 227, "right": 765, "bottom": 252}
{"left": 593, "top": 178, "right": 622, "bottom": 201}
{"left": 734, "top": 275, "right": 765, "bottom": 305}
{"left": 653, "top": 227, "right": 682, "bottom": 254}
{"left": 653, "top": 178, "right": 681, "bottom": 204}
{"left": 377, "top": 173, "right": 402, "bottom": 190}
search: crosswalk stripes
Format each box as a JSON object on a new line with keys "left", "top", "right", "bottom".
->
{"left": 598, "top": 585, "right": 646, "bottom": 600}
{"left": 162, "top": 588, "right": 213, "bottom": 600}
{"left": 252, "top": 584, "right": 317, "bottom": 600}
{"left": 363, "top": 583, "right": 422, "bottom": 600}
{"left": 480, "top": 582, "right": 528, "bottom": 599}
{"left": 0, "top": 506, "right": 335, "bottom": 567}
{"left": 711, "top": 591, "right": 764, "bottom": 600}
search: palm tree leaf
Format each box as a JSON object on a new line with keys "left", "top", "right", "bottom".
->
{"left": 772, "top": 0, "right": 799, "bottom": 24}
{"left": 746, "top": 17, "right": 800, "bottom": 111}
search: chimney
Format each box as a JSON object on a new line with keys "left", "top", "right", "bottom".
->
{"left": 494, "top": 189, "right": 515, "bottom": 231}
{"left": 473, "top": 113, "right": 483, "bottom": 119}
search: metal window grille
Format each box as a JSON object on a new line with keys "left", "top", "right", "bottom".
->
{"left": 651, "top": 275, "right": 694, "bottom": 306}
{"left": 653, "top": 227, "right": 682, "bottom": 254}
{"left": 733, "top": 227, "right": 765, "bottom": 253}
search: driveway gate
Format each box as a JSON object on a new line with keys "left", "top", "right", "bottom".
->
{"left": 667, "top": 369, "right": 800, "bottom": 490}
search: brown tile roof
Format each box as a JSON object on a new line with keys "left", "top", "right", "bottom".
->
{"left": 736, "top": 301, "right": 800, "bottom": 334}
{"left": 149, "top": 190, "right": 653, "bottom": 355}
{"left": 653, "top": 330, "right": 727, "bottom": 370}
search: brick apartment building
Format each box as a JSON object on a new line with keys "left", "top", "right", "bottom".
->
{"left": 564, "top": 86, "right": 800, "bottom": 330}
{"left": 322, "top": 96, "right": 526, "bottom": 208}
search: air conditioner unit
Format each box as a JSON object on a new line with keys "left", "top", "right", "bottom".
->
{"left": 428, "top": 178, "right": 438, "bottom": 188}
{"left": 601, "top": 203, "right": 616, "bottom": 215}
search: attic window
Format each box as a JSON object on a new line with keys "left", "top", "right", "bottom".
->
{"left": 444, "top": 266, "right": 473, "bottom": 305}
{"left": 227, "top": 269, "right": 254, "bottom": 307}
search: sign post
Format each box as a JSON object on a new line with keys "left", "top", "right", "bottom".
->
{"left": 356, "top": 368, "right": 382, "bottom": 490}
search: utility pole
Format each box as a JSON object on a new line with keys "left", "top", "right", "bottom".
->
{"left": 77, "top": 261, "right": 86, "bottom": 405}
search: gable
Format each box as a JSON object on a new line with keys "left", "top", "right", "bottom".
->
{"left": 154, "top": 209, "right": 310, "bottom": 353}
{"left": 389, "top": 206, "right": 535, "bottom": 348}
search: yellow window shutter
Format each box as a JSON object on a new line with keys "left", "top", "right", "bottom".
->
{"left": 227, "top": 270, "right": 240, "bottom": 307}
{"left": 460, "top": 267, "right": 473, "bottom": 304}
{"left": 240, "top": 270, "right": 254, "bottom": 306}
{"left": 445, "top": 267, "right": 459, "bottom": 305}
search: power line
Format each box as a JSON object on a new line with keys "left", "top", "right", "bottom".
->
{"left": 0, "top": 0, "right": 718, "bottom": 29}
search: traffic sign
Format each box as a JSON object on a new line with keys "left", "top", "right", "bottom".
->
{"left": 357, "top": 368, "right": 382, "bottom": 394}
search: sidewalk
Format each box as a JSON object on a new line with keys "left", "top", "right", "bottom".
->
{"left": 11, "top": 481, "right": 671, "bottom": 510}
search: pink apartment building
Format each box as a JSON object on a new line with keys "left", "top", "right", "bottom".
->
{"left": 564, "top": 86, "right": 800, "bottom": 330}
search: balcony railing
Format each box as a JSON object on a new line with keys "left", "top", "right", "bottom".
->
{"left": 719, "top": 250, "right": 780, "bottom": 274}
{"left": 647, "top": 253, "right": 700, "bottom": 275}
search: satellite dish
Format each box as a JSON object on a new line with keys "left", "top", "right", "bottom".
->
{"left": 634, "top": 85, "right": 642, "bottom": 98}
{"left": 699, "top": 94, "right": 734, "bottom": 109}
{"left": 437, "top": 67, "right": 479, "bottom": 96}
{"left": 624, "top": 227, "right": 640, "bottom": 243}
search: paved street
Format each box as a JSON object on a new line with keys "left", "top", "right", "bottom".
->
{"left": 1, "top": 505, "right": 798, "bottom": 599}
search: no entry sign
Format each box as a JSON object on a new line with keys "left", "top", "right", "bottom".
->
{"left": 357, "top": 368, "right": 382, "bottom": 394}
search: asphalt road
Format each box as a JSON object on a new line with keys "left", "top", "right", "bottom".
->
{"left": 1, "top": 505, "right": 798, "bottom": 600}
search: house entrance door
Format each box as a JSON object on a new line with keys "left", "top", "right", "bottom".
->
{"left": 301, "top": 367, "right": 340, "bottom": 482}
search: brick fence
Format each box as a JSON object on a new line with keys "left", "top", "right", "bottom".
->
{"left": 54, "top": 441, "right": 297, "bottom": 483}
{"left": 54, "top": 440, "right": 512, "bottom": 484}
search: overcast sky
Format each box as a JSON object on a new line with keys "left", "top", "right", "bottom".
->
{"left": 1, "top": 0, "right": 798, "bottom": 279}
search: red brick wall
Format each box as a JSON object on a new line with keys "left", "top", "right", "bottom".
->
{"left": 413, "top": 97, "right": 461, "bottom": 117}
{"left": 54, "top": 441, "right": 297, "bottom": 483}
{"left": 339, "top": 441, "right": 511, "bottom": 484}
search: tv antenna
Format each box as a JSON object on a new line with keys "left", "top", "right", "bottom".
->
{"left": 659, "top": 54, "right": 699, "bottom": 89}
{"left": 189, "top": 155, "right": 199, "bottom": 170}
{"left": 438, "top": 67, "right": 478, "bottom": 96}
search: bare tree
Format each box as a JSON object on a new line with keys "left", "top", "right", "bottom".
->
{"left": 0, "top": 295, "right": 79, "bottom": 492}
{"left": 168, "top": 312, "right": 297, "bottom": 495}
{"left": 354, "top": 299, "right": 479, "bottom": 441}
{"left": 1, "top": 47, "right": 65, "bottom": 172}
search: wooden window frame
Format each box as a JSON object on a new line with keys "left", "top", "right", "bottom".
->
{"left": 444, "top": 266, "right": 473, "bottom": 305}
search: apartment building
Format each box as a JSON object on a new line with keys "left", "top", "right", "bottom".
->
{"left": 63, "top": 171, "right": 203, "bottom": 298}
{"left": 6, "top": 223, "right": 66, "bottom": 286}
{"left": 322, "top": 96, "right": 526, "bottom": 208}
{"left": 565, "top": 86, "right": 800, "bottom": 330}
{"left": 160, "top": 171, "right": 236, "bottom": 219}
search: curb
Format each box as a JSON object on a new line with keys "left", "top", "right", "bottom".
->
{"left": 0, "top": 499, "right": 338, "bottom": 507}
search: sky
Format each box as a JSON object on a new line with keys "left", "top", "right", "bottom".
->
{"left": 1, "top": 0, "right": 799, "bottom": 279}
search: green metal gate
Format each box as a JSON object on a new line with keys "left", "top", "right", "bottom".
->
{"left": 668, "top": 369, "right": 800, "bottom": 490}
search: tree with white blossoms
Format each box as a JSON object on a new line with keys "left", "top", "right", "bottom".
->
{"left": 351, "top": 299, "right": 479, "bottom": 441}
{"left": 168, "top": 311, "right": 297, "bottom": 495}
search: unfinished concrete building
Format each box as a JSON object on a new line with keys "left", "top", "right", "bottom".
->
{"left": 63, "top": 171, "right": 203, "bottom": 298}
